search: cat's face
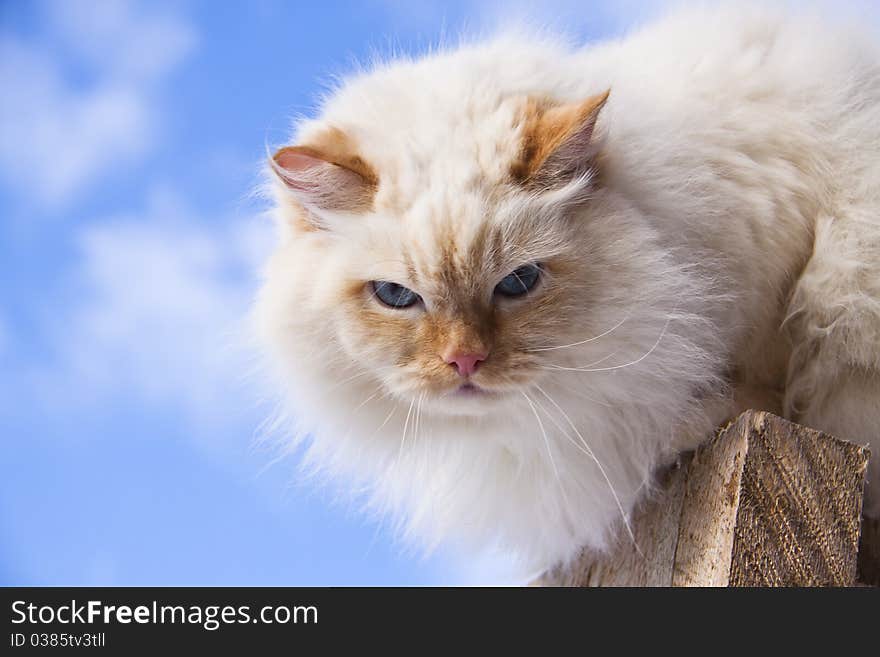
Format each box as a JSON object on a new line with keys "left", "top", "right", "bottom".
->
{"left": 260, "top": 91, "right": 621, "bottom": 418}
{"left": 318, "top": 201, "right": 589, "bottom": 416}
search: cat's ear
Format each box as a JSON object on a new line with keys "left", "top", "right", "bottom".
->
{"left": 512, "top": 89, "right": 610, "bottom": 188}
{"left": 270, "top": 132, "right": 378, "bottom": 223}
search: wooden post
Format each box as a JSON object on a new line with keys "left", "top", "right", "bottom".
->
{"left": 859, "top": 517, "right": 880, "bottom": 586}
{"left": 536, "top": 410, "right": 872, "bottom": 587}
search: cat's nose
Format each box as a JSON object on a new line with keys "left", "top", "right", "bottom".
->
{"left": 442, "top": 351, "right": 488, "bottom": 377}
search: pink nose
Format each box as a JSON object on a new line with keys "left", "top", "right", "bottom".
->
{"left": 443, "top": 351, "right": 487, "bottom": 377}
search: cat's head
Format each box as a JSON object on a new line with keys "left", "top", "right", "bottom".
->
{"left": 257, "top": 81, "right": 659, "bottom": 420}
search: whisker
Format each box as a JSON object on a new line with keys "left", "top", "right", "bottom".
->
{"left": 352, "top": 389, "right": 381, "bottom": 412}
{"left": 542, "top": 312, "right": 674, "bottom": 373}
{"left": 323, "top": 368, "right": 372, "bottom": 393}
{"left": 526, "top": 307, "right": 634, "bottom": 352}
{"left": 549, "top": 348, "right": 620, "bottom": 373}
{"left": 395, "top": 397, "right": 416, "bottom": 468}
{"left": 370, "top": 405, "right": 397, "bottom": 441}
{"left": 533, "top": 384, "right": 640, "bottom": 553}
{"left": 414, "top": 391, "right": 425, "bottom": 451}
{"left": 540, "top": 377, "right": 613, "bottom": 408}
{"left": 520, "top": 391, "right": 560, "bottom": 482}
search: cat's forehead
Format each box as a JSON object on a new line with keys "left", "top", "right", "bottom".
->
{"left": 282, "top": 44, "right": 609, "bottom": 287}
{"left": 308, "top": 87, "right": 538, "bottom": 283}
{"left": 314, "top": 94, "right": 527, "bottom": 216}
{"left": 362, "top": 189, "right": 513, "bottom": 294}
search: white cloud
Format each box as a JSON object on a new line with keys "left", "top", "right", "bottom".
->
{"left": 34, "top": 188, "right": 274, "bottom": 436}
{"left": 45, "top": 0, "right": 196, "bottom": 83}
{"left": 477, "top": 0, "right": 669, "bottom": 33}
{"left": 373, "top": 0, "right": 673, "bottom": 38}
{"left": 376, "top": 1, "right": 879, "bottom": 44}
{"left": 0, "top": 0, "right": 195, "bottom": 208}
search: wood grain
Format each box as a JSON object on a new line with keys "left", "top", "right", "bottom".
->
{"left": 858, "top": 517, "right": 880, "bottom": 586}
{"left": 536, "top": 410, "right": 871, "bottom": 587}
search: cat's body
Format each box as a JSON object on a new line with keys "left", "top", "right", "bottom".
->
{"left": 256, "top": 5, "right": 880, "bottom": 577}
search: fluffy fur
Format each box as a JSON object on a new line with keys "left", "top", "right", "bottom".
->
{"left": 254, "top": 5, "right": 880, "bottom": 577}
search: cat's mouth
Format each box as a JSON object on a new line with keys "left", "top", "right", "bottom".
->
{"left": 455, "top": 382, "right": 490, "bottom": 396}
{"left": 410, "top": 378, "right": 520, "bottom": 416}
{"left": 441, "top": 373, "right": 532, "bottom": 402}
{"left": 426, "top": 380, "right": 502, "bottom": 415}
{"left": 449, "top": 381, "right": 513, "bottom": 402}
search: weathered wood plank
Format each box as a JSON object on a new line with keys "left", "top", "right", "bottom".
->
{"left": 858, "top": 517, "right": 880, "bottom": 586}
{"left": 672, "top": 422, "right": 749, "bottom": 586}
{"left": 727, "top": 412, "right": 867, "bottom": 586}
{"left": 537, "top": 464, "right": 688, "bottom": 586}
{"left": 536, "top": 410, "right": 871, "bottom": 587}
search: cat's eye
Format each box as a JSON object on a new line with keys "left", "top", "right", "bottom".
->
{"left": 495, "top": 264, "right": 542, "bottom": 297}
{"left": 371, "top": 280, "right": 421, "bottom": 308}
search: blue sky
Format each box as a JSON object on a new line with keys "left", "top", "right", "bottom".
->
{"left": 1, "top": 0, "right": 875, "bottom": 586}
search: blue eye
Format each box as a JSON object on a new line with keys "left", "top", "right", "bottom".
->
{"left": 495, "top": 264, "right": 542, "bottom": 297}
{"left": 371, "top": 280, "right": 421, "bottom": 308}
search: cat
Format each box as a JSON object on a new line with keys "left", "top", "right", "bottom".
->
{"left": 254, "top": 4, "right": 880, "bottom": 578}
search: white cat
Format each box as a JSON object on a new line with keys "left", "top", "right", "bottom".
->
{"left": 254, "top": 4, "right": 880, "bottom": 578}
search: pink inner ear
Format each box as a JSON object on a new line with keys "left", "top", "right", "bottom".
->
{"left": 271, "top": 145, "right": 375, "bottom": 214}
{"left": 271, "top": 147, "right": 339, "bottom": 196}
{"left": 274, "top": 149, "right": 326, "bottom": 174}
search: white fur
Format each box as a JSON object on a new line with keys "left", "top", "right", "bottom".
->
{"left": 255, "top": 4, "right": 880, "bottom": 577}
